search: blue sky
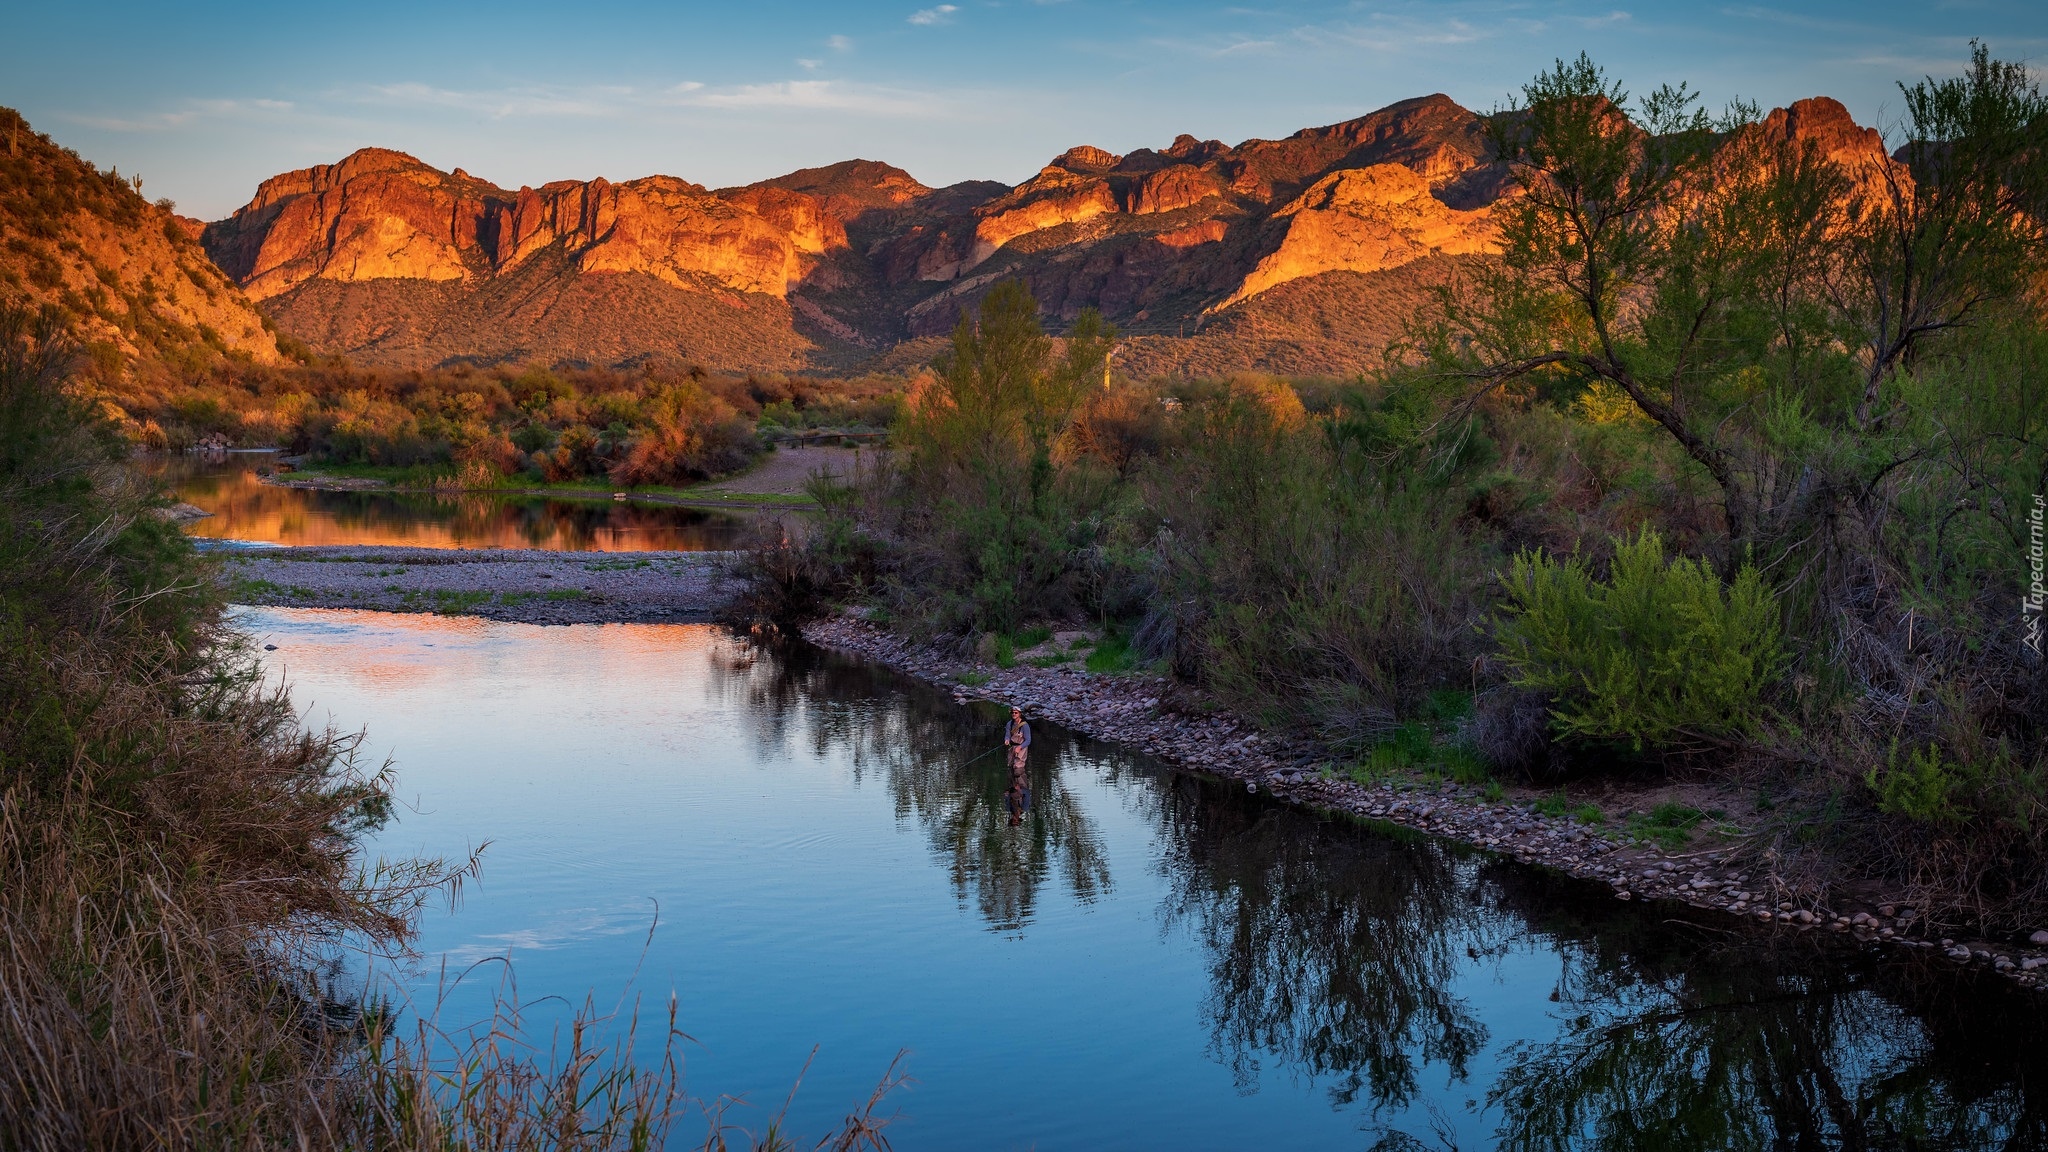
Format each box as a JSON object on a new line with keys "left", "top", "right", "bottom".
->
{"left": 6, "top": 1, "right": 2043, "bottom": 220}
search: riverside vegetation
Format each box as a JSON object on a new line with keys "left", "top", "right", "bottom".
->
{"left": 735, "top": 49, "right": 2048, "bottom": 937}
{"left": 102, "top": 354, "right": 905, "bottom": 487}
{"left": 0, "top": 302, "right": 904, "bottom": 1145}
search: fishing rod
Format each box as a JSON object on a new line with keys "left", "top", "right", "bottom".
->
{"left": 960, "top": 743, "right": 1009, "bottom": 769}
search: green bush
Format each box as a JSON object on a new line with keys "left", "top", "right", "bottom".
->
{"left": 1148, "top": 380, "right": 1485, "bottom": 747}
{"left": 1495, "top": 530, "right": 1784, "bottom": 753}
{"left": 1083, "top": 629, "right": 1139, "bottom": 674}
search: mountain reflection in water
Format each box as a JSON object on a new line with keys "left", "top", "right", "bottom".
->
{"left": 248, "top": 609, "right": 2046, "bottom": 1150}
{"left": 145, "top": 451, "right": 746, "bottom": 551}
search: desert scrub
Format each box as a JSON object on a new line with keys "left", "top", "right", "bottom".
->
{"left": 1495, "top": 529, "right": 1784, "bottom": 753}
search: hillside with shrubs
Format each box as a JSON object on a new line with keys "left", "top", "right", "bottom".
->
{"left": 740, "top": 48, "right": 2048, "bottom": 933}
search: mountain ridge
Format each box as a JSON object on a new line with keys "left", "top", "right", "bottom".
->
{"left": 197, "top": 93, "right": 1891, "bottom": 376}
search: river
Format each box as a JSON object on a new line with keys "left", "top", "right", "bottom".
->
{"left": 242, "top": 606, "right": 2048, "bottom": 1150}
{"left": 146, "top": 451, "right": 747, "bottom": 551}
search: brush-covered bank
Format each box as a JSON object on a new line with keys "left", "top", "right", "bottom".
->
{"left": 728, "top": 50, "right": 2048, "bottom": 965}
{"left": 0, "top": 299, "right": 901, "bottom": 1147}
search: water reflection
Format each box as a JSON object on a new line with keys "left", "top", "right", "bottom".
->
{"left": 723, "top": 633, "right": 2048, "bottom": 1148}
{"left": 249, "top": 606, "right": 2048, "bottom": 1149}
{"left": 1481, "top": 864, "right": 2048, "bottom": 1150}
{"left": 709, "top": 641, "right": 1111, "bottom": 933}
{"left": 1155, "top": 784, "right": 1489, "bottom": 1110}
{"left": 144, "top": 451, "right": 746, "bottom": 551}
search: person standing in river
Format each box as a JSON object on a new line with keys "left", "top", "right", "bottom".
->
{"left": 1004, "top": 707, "right": 1032, "bottom": 773}
{"left": 1004, "top": 707, "right": 1033, "bottom": 825}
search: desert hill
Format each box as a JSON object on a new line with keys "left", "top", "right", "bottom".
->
{"left": 196, "top": 93, "right": 1889, "bottom": 376}
{"left": 0, "top": 108, "right": 280, "bottom": 375}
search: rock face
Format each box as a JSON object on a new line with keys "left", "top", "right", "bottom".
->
{"left": 203, "top": 150, "right": 845, "bottom": 303}
{"left": 0, "top": 107, "right": 279, "bottom": 370}
{"left": 1218, "top": 164, "right": 1496, "bottom": 310}
{"left": 198, "top": 91, "right": 1892, "bottom": 375}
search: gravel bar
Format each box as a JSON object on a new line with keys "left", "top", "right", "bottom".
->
{"left": 217, "top": 544, "right": 730, "bottom": 625}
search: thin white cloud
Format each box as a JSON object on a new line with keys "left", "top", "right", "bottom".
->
{"left": 688, "top": 80, "right": 940, "bottom": 117}
{"left": 827, "top": 33, "right": 854, "bottom": 51}
{"left": 349, "top": 77, "right": 944, "bottom": 120}
{"left": 798, "top": 58, "right": 822, "bottom": 70}
{"left": 366, "top": 81, "right": 635, "bottom": 118}
{"left": 908, "top": 4, "right": 958, "bottom": 26}
{"left": 1210, "top": 38, "right": 1278, "bottom": 57}
{"left": 60, "top": 97, "right": 297, "bottom": 133}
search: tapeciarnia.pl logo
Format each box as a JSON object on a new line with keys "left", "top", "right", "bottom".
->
{"left": 2028, "top": 493, "right": 2045, "bottom": 657}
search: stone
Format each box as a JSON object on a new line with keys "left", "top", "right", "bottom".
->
{"left": 2029, "top": 930, "right": 2048, "bottom": 946}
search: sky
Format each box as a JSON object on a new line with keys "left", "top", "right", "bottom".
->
{"left": 6, "top": 1, "right": 2044, "bottom": 220}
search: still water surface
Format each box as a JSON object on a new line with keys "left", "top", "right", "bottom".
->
{"left": 242, "top": 607, "right": 2048, "bottom": 1150}
{"left": 148, "top": 452, "right": 746, "bottom": 551}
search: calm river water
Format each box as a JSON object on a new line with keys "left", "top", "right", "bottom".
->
{"left": 241, "top": 607, "right": 2048, "bottom": 1150}
{"left": 148, "top": 452, "right": 746, "bottom": 551}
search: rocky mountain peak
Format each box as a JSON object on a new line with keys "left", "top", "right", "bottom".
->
{"left": 1052, "top": 145, "right": 1122, "bottom": 174}
{"left": 189, "top": 91, "right": 1894, "bottom": 378}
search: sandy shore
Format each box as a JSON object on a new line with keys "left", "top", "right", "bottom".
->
{"left": 805, "top": 614, "right": 2048, "bottom": 990}
{"left": 216, "top": 545, "right": 729, "bottom": 624}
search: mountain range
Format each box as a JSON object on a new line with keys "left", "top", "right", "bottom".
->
{"left": 0, "top": 94, "right": 1894, "bottom": 380}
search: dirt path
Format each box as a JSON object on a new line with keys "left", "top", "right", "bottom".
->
{"left": 688, "top": 445, "right": 864, "bottom": 497}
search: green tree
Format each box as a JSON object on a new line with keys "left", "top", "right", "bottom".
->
{"left": 889, "top": 281, "right": 1116, "bottom": 633}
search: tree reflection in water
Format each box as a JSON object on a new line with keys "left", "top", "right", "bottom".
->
{"left": 1480, "top": 864, "right": 2048, "bottom": 1151}
{"left": 710, "top": 637, "right": 1111, "bottom": 932}
{"left": 715, "top": 635, "right": 2048, "bottom": 1146}
{"left": 1151, "top": 776, "right": 1494, "bottom": 1111}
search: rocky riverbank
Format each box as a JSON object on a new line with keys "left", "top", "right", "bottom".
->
{"left": 804, "top": 613, "right": 2048, "bottom": 990}
{"left": 217, "top": 545, "right": 726, "bottom": 625}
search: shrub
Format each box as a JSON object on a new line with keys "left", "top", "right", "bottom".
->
{"left": 1147, "top": 383, "right": 1484, "bottom": 747}
{"left": 1494, "top": 529, "right": 1784, "bottom": 754}
{"left": 610, "top": 382, "right": 756, "bottom": 485}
